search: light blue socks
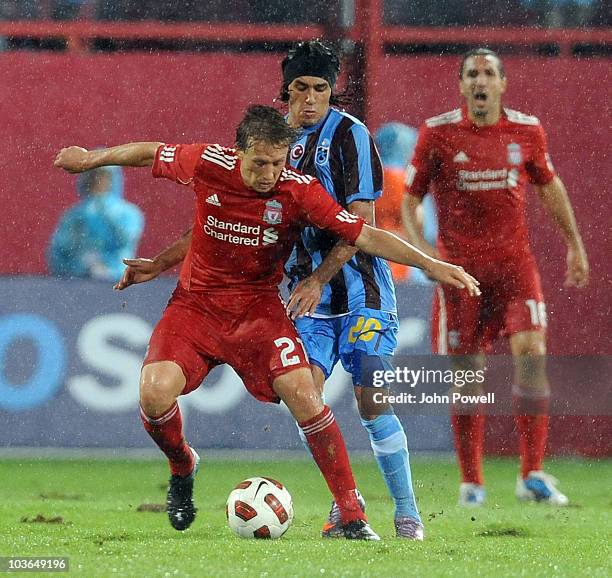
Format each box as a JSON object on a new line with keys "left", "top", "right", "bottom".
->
{"left": 361, "top": 413, "right": 421, "bottom": 523}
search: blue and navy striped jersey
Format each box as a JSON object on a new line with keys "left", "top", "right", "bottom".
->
{"left": 284, "top": 108, "right": 397, "bottom": 315}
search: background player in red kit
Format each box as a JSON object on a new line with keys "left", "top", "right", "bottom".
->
{"left": 402, "top": 49, "right": 589, "bottom": 506}
{"left": 55, "top": 105, "right": 479, "bottom": 539}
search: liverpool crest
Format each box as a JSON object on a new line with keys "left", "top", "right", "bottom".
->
{"left": 263, "top": 199, "right": 283, "bottom": 225}
{"left": 507, "top": 143, "right": 522, "bottom": 165}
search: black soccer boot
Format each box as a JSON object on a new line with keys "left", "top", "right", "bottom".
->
{"left": 166, "top": 447, "right": 200, "bottom": 531}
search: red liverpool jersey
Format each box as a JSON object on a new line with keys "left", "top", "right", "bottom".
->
{"left": 152, "top": 143, "right": 364, "bottom": 292}
{"left": 406, "top": 107, "right": 555, "bottom": 261}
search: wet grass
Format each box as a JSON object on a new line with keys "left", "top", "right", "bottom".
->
{"left": 0, "top": 457, "right": 610, "bottom": 577}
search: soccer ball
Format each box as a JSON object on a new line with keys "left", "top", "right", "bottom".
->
{"left": 226, "top": 477, "right": 294, "bottom": 539}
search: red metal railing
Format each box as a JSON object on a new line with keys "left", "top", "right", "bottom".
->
{"left": 0, "top": 20, "right": 327, "bottom": 42}
{"left": 0, "top": 1, "right": 610, "bottom": 118}
{"left": 0, "top": 12, "right": 609, "bottom": 54}
{"left": 381, "top": 25, "right": 612, "bottom": 49}
{"left": 0, "top": 20, "right": 327, "bottom": 51}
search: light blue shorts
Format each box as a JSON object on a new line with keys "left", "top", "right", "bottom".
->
{"left": 295, "top": 308, "right": 398, "bottom": 385}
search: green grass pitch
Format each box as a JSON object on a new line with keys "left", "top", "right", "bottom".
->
{"left": 1, "top": 456, "right": 610, "bottom": 577}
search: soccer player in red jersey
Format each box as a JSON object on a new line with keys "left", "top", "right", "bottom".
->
{"left": 402, "top": 49, "right": 589, "bottom": 506}
{"left": 55, "top": 105, "right": 479, "bottom": 538}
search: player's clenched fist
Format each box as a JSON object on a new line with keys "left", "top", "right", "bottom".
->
{"left": 424, "top": 260, "right": 481, "bottom": 297}
{"left": 565, "top": 245, "right": 589, "bottom": 288}
{"left": 54, "top": 146, "right": 90, "bottom": 173}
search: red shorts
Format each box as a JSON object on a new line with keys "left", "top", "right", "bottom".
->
{"left": 432, "top": 254, "right": 546, "bottom": 354}
{"left": 143, "top": 284, "right": 310, "bottom": 403}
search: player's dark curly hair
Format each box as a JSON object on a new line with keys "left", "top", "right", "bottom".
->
{"left": 459, "top": 48, "right": 505, "bottom": 79}
{"left": 279, "top": 40, "right": 349, "bottom": 106}
{"left": 235, "top": 105, "right": 301, "bottom": 150}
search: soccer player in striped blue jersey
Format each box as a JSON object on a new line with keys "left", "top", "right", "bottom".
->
{"left": 281, "top": 41, "right": 424, "bottom": 540}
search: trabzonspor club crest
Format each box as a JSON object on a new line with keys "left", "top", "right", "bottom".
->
{"left": 263, "top": 200, "right": 283, "bottom": 225}
{"left": 316, "top": 138, "right": 331, "bottom": 165}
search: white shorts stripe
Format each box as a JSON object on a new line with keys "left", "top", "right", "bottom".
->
{"left": 437, "top": 286, "right": 448, "bottom": 355}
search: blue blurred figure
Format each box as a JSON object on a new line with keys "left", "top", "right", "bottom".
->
{"left": 48, "top": 165, "right": 144, "bottom": 282}
{"left": 375, "top": 122, "right": 418, "bottom": 169}
{"left": 374, "top": 123, "right": 437, "bottom": 284}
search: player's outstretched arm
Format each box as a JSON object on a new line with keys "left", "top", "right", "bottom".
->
{"left": 535, "top": 176, "right": 589, "bottom": 288}
{"left": 401, "top": 194, "right": 439, "bottom": 259}
{"left": 287, "top": 200, "right": 372, "bottom": 319}
{"left": 114, "top": 228, "right": 193, "bottom": 291}
{"left": 355, "top": 224, "right": 481, "bottom": 296}
{"left": 54, "top": 142, "right": 163, "bottom": 173}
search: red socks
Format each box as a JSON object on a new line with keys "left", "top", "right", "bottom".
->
{"left": 451, "top": 407, "right": 485, "bottom": 486}
{"left": 512, "top": 384, "right": 550, "bottom": 479}
{"left": 140, "top": 403, "right": 195, "bottom": 477}
{"left": 299, "top": 406, "right": 364, "bottom": 525}
{"left": 451, "top": 383, "right": 550, "bottom": 483}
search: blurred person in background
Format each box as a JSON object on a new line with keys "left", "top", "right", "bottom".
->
{"left": 402, "top": 48, "right": 589, "bottom": 507}
{"left": 47, "top": 165, "right": 144, "bottom": 282}
{"left": 374, "top": 122, "right": 438, "bottom": 284}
